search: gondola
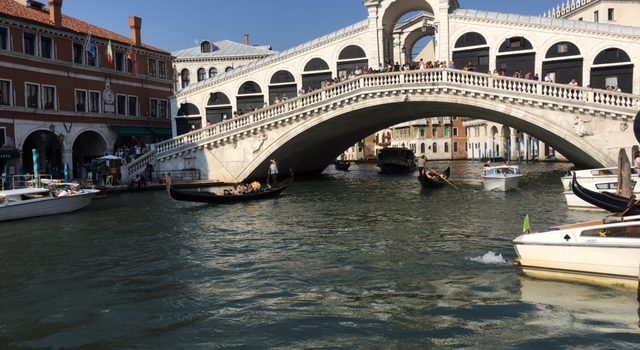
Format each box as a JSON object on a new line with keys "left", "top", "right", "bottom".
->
{"left": 169, "top": 174, "right": 293, "bottom": 204}
{"left": 334, "top": 160, "right": 351, "bottom": 171}
{"left": 418, "top": 166, "right": 451, "bottom": 188}
{"left": 571, "top": 173, "right": 640, "bottom": 215}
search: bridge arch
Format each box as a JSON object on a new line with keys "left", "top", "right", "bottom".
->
{"left": 496, "top": 35, "right": 535, "bottom": 76}
{"left": 269, "top": 70, "right": 297, "bottom": 103}
{"left": 302, "top": 57, "right": 332, "bottom": 90}
{"left": 205, "top": 92, "right": 232, "bottom": 125}
{"left": 176, "top": 102, "right": 201, "bottom": 134}
{"left": 236, "top": 81, "right": 264, "bottom": 113}
{"left": 590, "top": 47, "right": 633, "bottom": 92}
{"left": 452, "top": 31, "right": 489, "bottom": 73}
{"left": 336, "top": 44, "right": 368, "bottom": 77}
{"left": 542, "top": 41, "right": 582, "bottom": 85}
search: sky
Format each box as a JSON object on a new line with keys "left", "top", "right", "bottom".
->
{"left": 60, "top": 0, "right": 564, "bottom": 53}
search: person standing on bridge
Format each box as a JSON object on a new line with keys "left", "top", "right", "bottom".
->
{"left": 268, "top": 159, "right": 279, "bottom": 188}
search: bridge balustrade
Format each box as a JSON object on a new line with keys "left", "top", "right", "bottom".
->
{"left": 128, "top": 68, "right": 640, "bottom": 179}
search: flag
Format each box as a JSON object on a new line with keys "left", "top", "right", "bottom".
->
{"left": 85, "top": 34, "right": 97, "bottom": 60}
{"left": 522, "top": 214, "right": 532, "bottom": 234}
{"left": 127, "top": 45, "right": 137, "bottom": 76}
{"left": 106, "top": 39, "right": 113, "bottom": 65}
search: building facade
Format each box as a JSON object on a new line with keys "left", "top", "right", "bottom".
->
{"left": 172, "top": 36, "right": 276, "bottom": 135}
{"left": 0, "top": 0, "right": 173, "bottom": 181}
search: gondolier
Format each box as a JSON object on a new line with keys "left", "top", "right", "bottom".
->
{"left": 417, "top": 155, "right": 426, "bottom": 176}
{"left": 268, "top": 159, "right": 279, "bottom": 188}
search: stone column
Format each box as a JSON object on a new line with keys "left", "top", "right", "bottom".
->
{"left": 62, "top": 148, "right": 73, "bottom": 179}
{"left": 510, "top": 128, "right": 518, "bottom": 161}
{"left": 538, "top": 140, "right": 547, "bottom": 161}
{"left": 524, "top": 133, "right": 531, "bottom": 162}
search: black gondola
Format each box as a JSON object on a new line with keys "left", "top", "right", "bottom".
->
{"left": 571, "top": 173, "right": 640, "bottom": 215}
{"left": 377, "top": 147, "right": 417, "bottom": 174}
{"left": 334, "top": 160, "right": 351, "bottom": 171}
{"left": 418, "top": 166, "right": 451, "bottom": 188}
{"left": 169, "top": 175, "right": 293, "bottom": 204}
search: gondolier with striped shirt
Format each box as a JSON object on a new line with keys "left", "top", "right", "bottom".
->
{"left": 268, "top": 159, "right": 279, "bottom": 188}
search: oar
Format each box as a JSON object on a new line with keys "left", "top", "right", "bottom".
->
{"left": 425, "top": 166, "right": 458, "bottom": 189}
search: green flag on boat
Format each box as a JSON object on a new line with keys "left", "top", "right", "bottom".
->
{"left": 522, "top": 214, "right": 532, "bottom": 234}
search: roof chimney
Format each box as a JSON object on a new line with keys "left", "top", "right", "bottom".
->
{"left": 48, "top": 0, "right": 63, "bottom": 28}
{"left": 244, "top": 33, "right": 250, "bottom": 45}
{"left": 129, "top": 16, "right": 142, "bottom": 46}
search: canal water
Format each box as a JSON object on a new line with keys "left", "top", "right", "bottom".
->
{"left": 1, "top": 161, "right": 639, "bottom": 349}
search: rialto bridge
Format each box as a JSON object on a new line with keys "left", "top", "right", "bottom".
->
{"left": 126, "top": 0, "right": 640, "bottom": 183}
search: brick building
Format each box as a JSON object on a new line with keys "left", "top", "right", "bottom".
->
{"left": 0, "top": 0, "right": 173, "bottom": 181}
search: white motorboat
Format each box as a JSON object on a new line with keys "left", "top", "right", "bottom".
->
{"left": 0, "top": 185, "right": 100, "bottom": 222}
{"left": 560, "top": 167, "right": 639, "bottom": 210}
{"left": 512, "top": 214, "right": 640, "bottom": 288}
{"left": 482, "top": 165, "right": 523, "bottom": 191}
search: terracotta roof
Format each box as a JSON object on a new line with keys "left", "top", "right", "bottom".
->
{"left": 0, "top": 0, "right": 169, "bottom": 54}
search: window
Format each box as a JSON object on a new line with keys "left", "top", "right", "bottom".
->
{"left": 0, "top": 79, "right": 10, "bottom": 105}
{"left": 159, "top": 61, "right": 166, "bottom": 78}
{"left": 0, "top": 27, "right": 7, "bottom": 50}
{"left": 23, "top": 32, "right": 36, "bottom": 55}
{"left": 453, "top": 128, "right": 458, "bottom": 137}
{"left": 26, "top": 83, "right": 39, "bottom": 108}
{"left": 86, "top": 44, "right": 98, "bottom": 66}
{"left": 148, "top": 58, "right": 157, "bottom": 77}
{"left": 605, "top": 76, "right": 618, "bottom": 89}
{"left": 89, "top": 91, "right": 100, "bottom": 113}
{"left": 116, "top": 94, "right": 126, "bottom": 115}
{"left": 209, "top": 67, "right": 217, "bottom": 78}
{"left": 594, "top": 10, "right": 599, "bottom": 22}
{"left": 432, "top": 142, "right": 438, "bottom": 153}
{"left": 150, "top": 99, "right": 158, "bottom": 118}
{"left": 557, "top": 43, "right": 568, "bottom": 54}
{"left": 159, "top": 100, "right": 168, "bottom": 118}
{"left": 115, "top": 51, "right": 125, "bottom": 71}
{"left": 453, "top": 142, "right": 459, "bottom": 153}
{"left": 608, "top": 8, "right": 614, "bottom": 21}
{"left": 181, "top": 69, "right": 190, "bottom": 88}
{"left": 75, "top": 90, "right": 87, "bottom": 112}
{"left": 197, "top": 68, "right": 206, "bottom": 82}
{"left": 0, "top": 127, "right": 5, "bottom": 146}
{"left": 40, "top": 36, "right": 52, "bottom": 59}
{"left": 444, "top": 126, "right": 451, "bottom": 138}
{"left": 42, "top": 85, "right": 56, "bottom": 110}
{"left": 128, "top": 96, "right": 138, "bottom": 116}
{"left": 444, "top": 142, "right": 450, "bottom": 153}
{"left": 72, "top": 42, "right": 84, "bottom": 64}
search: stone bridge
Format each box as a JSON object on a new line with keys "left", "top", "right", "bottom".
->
{"left": 124, "top": 0, "right": 640, "bottom": 183}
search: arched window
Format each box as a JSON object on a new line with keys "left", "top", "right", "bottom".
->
{"left": 200, "top": 41, "right": 212, "bottom": 53}
{"left": 432, "top": 142, "right": 438, "bottom": 153}
{"left": 209, "top": 67, "right": 218, "bottom": 78}
{"left": 454, "top": 32, "right": 487, "bottom": 48}
{"left": 197, "top": 68, "right": 206, "bottom": 82}
{"left": 499, "top": 37, "right": 533, "bottom": 52}
{"left": 420, "top": 143, "right": 426, "bottom": 154}
{"left": 270, "top": 70, "right": 295, "bottom": 84}
{"left": 594, "top": 48, "right": 631, "bottom": 64}
{"left": 545, "top": 41, "right": 581, "bottom": 58}
{"left": 181, "top": 69, "right": 190, "bottom": 88}
{"left": 177, "top": 103, "right": 200, "bottom": 116}
{"left": 207, "top": 92, "right": 230, "bottom": 105}
{"left": 444, "top": 142, "right": 450, "bottom": 153}
{"left": 238, "top": 81, "right": 262, "bottom": 94}
{"left": 304, "top": 58, "right": 330, "bottom": 72}
{"left": 338, "top": 45, "right": 366, "bottom": 60}
{"left": 225, "top": 66, "right": 234, "bottom": 73}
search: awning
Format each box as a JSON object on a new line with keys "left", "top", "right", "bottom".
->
{"left": 149, "top": 127, "right": 172, "bottom": 137}
{"left": 0, "top": 149, "right": 20, "bottom": 159}
{"left": 111, "top": 126, "right": 153, "bottom": 137}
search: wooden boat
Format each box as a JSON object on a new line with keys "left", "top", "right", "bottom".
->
{"left": 377, "top": 147, "right": 416, "bottom": 174}
{"left": 334, "top": 160, "right": 351, "bottom": 171}
{"left": 561, "top": 167, "right": 640, "bottom": 210}
{"left": 418, "top": 166, "right": 451, "bottom": 188}
{"left": 169, "top": 175, "right": 293, "bottom": 204}
{"left": 0, "top": 184, "right": 100, "bottom": 221}
{"left": 512, "top": 214, "right": 640, "bottom": 288}
{"left": 571, "top": 173, "right": 640, "bottom": 215}
{"left": 482, "top": 165, "right": 523, "bottom": 191}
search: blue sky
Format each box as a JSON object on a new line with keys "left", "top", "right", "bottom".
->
{"left": 61, "top": 0, "right": 564, "bottom": 52}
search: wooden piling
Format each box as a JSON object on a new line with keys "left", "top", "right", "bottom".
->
{"left": 618, "top": 148, "right": 633, "bottom": 198}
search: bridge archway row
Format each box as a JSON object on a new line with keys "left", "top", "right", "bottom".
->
{"left": 451, "top": 29, "right": 634, "bottom": 90}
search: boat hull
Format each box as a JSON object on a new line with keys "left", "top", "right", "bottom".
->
{"left": 512, "top": 218, "right": 640, "bottom": 288}
{"left": 561, "top": 168, "right": 640, "bottom": 210}
{"left": 0, "top": 189, "right": 100, "bottom": 221}
{"left": 482, "top": 175, "right": 521, "bottom": 191}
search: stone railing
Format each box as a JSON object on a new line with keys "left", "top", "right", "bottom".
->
{"left": 146, "top": 68, "right": 640, "bottom": 164}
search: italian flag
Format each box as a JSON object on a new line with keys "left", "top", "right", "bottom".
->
{"left": 106, "top": 39, "right": 113, "bottom": 64}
